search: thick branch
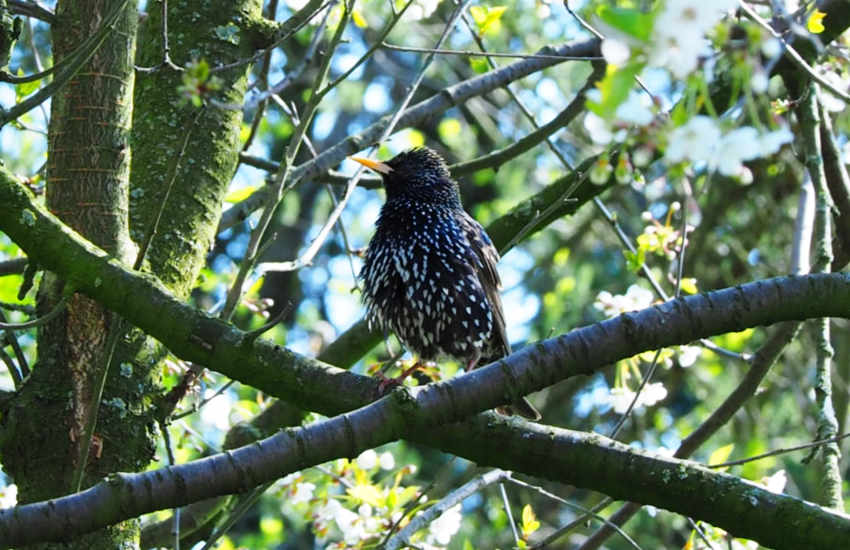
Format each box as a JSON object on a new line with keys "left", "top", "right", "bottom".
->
{"left": 3, "top": 402, "right": 850, "bottom": 548}
{"left": 4, "top": 168, "right": 850, "bottom": 546}
{"left": 3, "top": 167, "right": 850, "bottom": 419}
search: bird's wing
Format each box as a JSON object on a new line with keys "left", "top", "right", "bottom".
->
{"left": 461, "top": 213, "right": 511, "bottom": 358}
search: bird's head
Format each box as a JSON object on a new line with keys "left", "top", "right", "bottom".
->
{"left": 351, "top": 147, "right": 460, "bottom": 204}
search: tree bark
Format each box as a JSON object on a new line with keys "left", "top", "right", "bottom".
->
{"left": 0, "top": 1, "right": 141, "bottom": 548}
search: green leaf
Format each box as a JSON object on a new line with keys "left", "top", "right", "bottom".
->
{"left": 596, "top": 6, "right": 654, "bottom": 42}
{"left": 807, "top": 9, "right": 826, "bottom": 34}
{"left": 437, "top": 117, "right": 462, "bottom": 142}
{"left": 469, "top": 56, "right": 490, "bottom": 74}
{"left": 709, "top": 443, "right": 735, "bottom": 469}
{"left": 348, "top": 483, "right": 384, "bottom": 506}
{"left": 406, "top": 128, "right": 425, "bottom": 148}
{"left": 469, "top": 5, "right": 487, "bottom": 24}
{"left": 469, "top": 5, "right": 507, "bottom": 36}
{"left": 679, "top": 277, "right": 698, "bottom": 294}
{"left": 623, "top": 248, "right": 645, "bottom": 272}
{"left": 352, "top": 10, "right": 368, "bottom": 28}
{"left": 520, "top": 504, "right": 540, "bottom": 537}
{"left": 259, "top": 517, "right": 283, "bottom": 536}
{"left": 224, "top": 185, "right": 257, "bottom": 203}
{"left": 586, "top": 63, "right": 643, "bottom": 119}
{"left": 15, "top": 69, "right": 40, "bottom": 99}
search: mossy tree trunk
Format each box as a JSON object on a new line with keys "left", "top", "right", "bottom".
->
{"left": 0, "top": 0, "right": 268, "bottom": 547}
{"left": 1, "top": 0, "right": 142, "bottom": 547}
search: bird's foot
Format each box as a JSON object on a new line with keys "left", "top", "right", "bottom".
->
{"left": 374, "top": 360, "right": 425, "bottom": 394}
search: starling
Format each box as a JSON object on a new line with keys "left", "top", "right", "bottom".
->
{"left": 352, "top": 148, "right": 541, "bottom": 420}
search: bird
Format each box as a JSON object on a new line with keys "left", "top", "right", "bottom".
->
{"left": 352, "top": 147, "right": 541, "bottom": 420}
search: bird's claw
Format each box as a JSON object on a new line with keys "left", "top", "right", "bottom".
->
{"left": 374, "top": 361, "right": 424, "bottom": 395}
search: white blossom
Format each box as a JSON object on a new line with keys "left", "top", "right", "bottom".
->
{"left": 666, "top": 116, "right": 722, "bottom": 164}
{"left": 762, "top": 470, "right": 788, "bottom": 494}
{"left": 751, "top": 70, "right": 769, "bottom": 94}
{"left": 594, "top": 284, "right": 654, "bottom": 317}
{"left": 648, "top": 0, "right": 737, "bottom": 78}
{"left": 280, "top": 471, "right": 300, "bottom": 485}
{"left": 713, "top": 126, "right": 760, "bottom": 176}
{"left": 356, "top": 449, "right": 378, "bottom": 470}
{"left": 379, "top": 451, "right": 396, "bottom": 470}
{"left": 335, "top": 505, "right": 366, "bottom": 545}
{"left": 607, "top": 383, "right": 668, "bottom": 413}
{"left": 601, "top": 38, "right": 631, "bottom": 66}
{"left": 649, "top": 33, "right": 707, "bottom": 78}
{"left": 608, "top": 387, "right": 637, "bottom": 414}
{"left": 426, "top": 504, "right": 463, "bottom": 546}
{"left": 403, "top": 0, "right": 439, "bottom": 21}
{"left": 291, "top": 482, "right": 315, "bottom": 504}
{"left": 317, "top": 498, "right": 342, "bottom": 523}
{"left": 640, "top": 382, "right": 668, "bottom": 407}
{"left": 0, "top": 484, "right": 16, "bottom": 509}
{"left": 666, "top": 117, "right": 791, "bottom": 176}
{"left": 757, "top": 127, "right": 793, "bottom": 157}
{"left": 678, "top": 345, "right": 701, "bottom": 367}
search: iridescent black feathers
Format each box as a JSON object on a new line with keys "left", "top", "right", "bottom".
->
{"left": 356, "top": 148, "right": 540, "bottom": 420}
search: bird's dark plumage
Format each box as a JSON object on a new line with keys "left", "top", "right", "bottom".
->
{"left": 356, "top": 147, "right": 540, "bottom": 420}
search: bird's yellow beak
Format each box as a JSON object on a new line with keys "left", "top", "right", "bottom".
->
{"left": 351, "top": 156, "right": 393, "bottom": 174}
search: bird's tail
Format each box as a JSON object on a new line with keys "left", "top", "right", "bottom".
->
{"left": 498, "top": 397, "right": 541, "bottom": 421}
{"left": 476, "top": 351, "right": 541, "bottom": 421}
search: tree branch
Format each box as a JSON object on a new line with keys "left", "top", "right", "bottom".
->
{"left": 4, "top": 165, "right": 850, "bottom": 546}
{"left": 4, "top": 399, "right": 850, "bottom": 548}
{"left": 217, "top": 37, "right": 601, "bottom": 231}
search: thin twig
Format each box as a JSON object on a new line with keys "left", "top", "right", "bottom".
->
{"left": 385, "top": 469, "right": 505, "bottom": 550}
{"left": 209, "top": 0, "right": 333, "bottom": 74}
{"left": 135, "top": 109, "right": 204, "bottom": 270}
{"left": 315, "top": 0, "right": 415, "bottom": 98}
{"left": 172, "top": 379, "right": 236, "bottom": 421}
{"left": 70, "top": 310, "right": 122, "bottom": 492}
{"left": 158, "top": 421, "right": 181, "bottom": 550}
{"left": 499, "top": 482, "right": 521, "bottom": 546}
{"left": 798, "top": 84, "right": 843, "bottom": 509}
{"left": 7, "top": 0, "right": 55, "bottom": 24}
{"left": 242, "top": 301, "right": 293, "bottom": 341}
{"left": 505, "top": 475, "right": 642, "bottom": 550}
{"left": 0, "top": 346, "right": 21, "bottom": 388}
{"left": 135, "top": 0, "right": 183, "bottom": 72}
{"left": 451, "top": 62, "right": 604, "bottom": 176}
{"left": 0, "top": 293, "right": 69, "bottom": 330}
{"left": 687, "top": 518, "right": 719, "bottom": 550}
{"left": 738, "top": 1, "right": 850, "bottom": 103}
{"left": 0, "top": 62, "right": 57, "bottom": 83}
{"left": 199, "top": 481, "right": 274, "bottom": 550}
{"left": 253, "top": 0, "right": 474, "bottom": 276}
{"left": 675, "top": 179, "right": 693, "bottom": 298}
{"left": 608, "top": 349, "right": 662, "bottom": 439}
{"left": 1, "top": 0, "right": 131, "bottom": 127}
{"left": 0, "top": 257, "right": 27, "bottom": 276}
{"left": 241, "top": 0, "right": 330, "bottom": 112}
{"left": 216, "top": 37, "right": 601, "bottom": 231}
{"left": 0, "top": 311, "right": 28, "bottom": 376}
{"left": 709, "top": 432, "right": 850, "bottom": 468}
{"left": 219, "top": 0, "right": 349, "bottom": 319}
{"left": 381, "top": 41, "right": 602, "bottom": 61}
